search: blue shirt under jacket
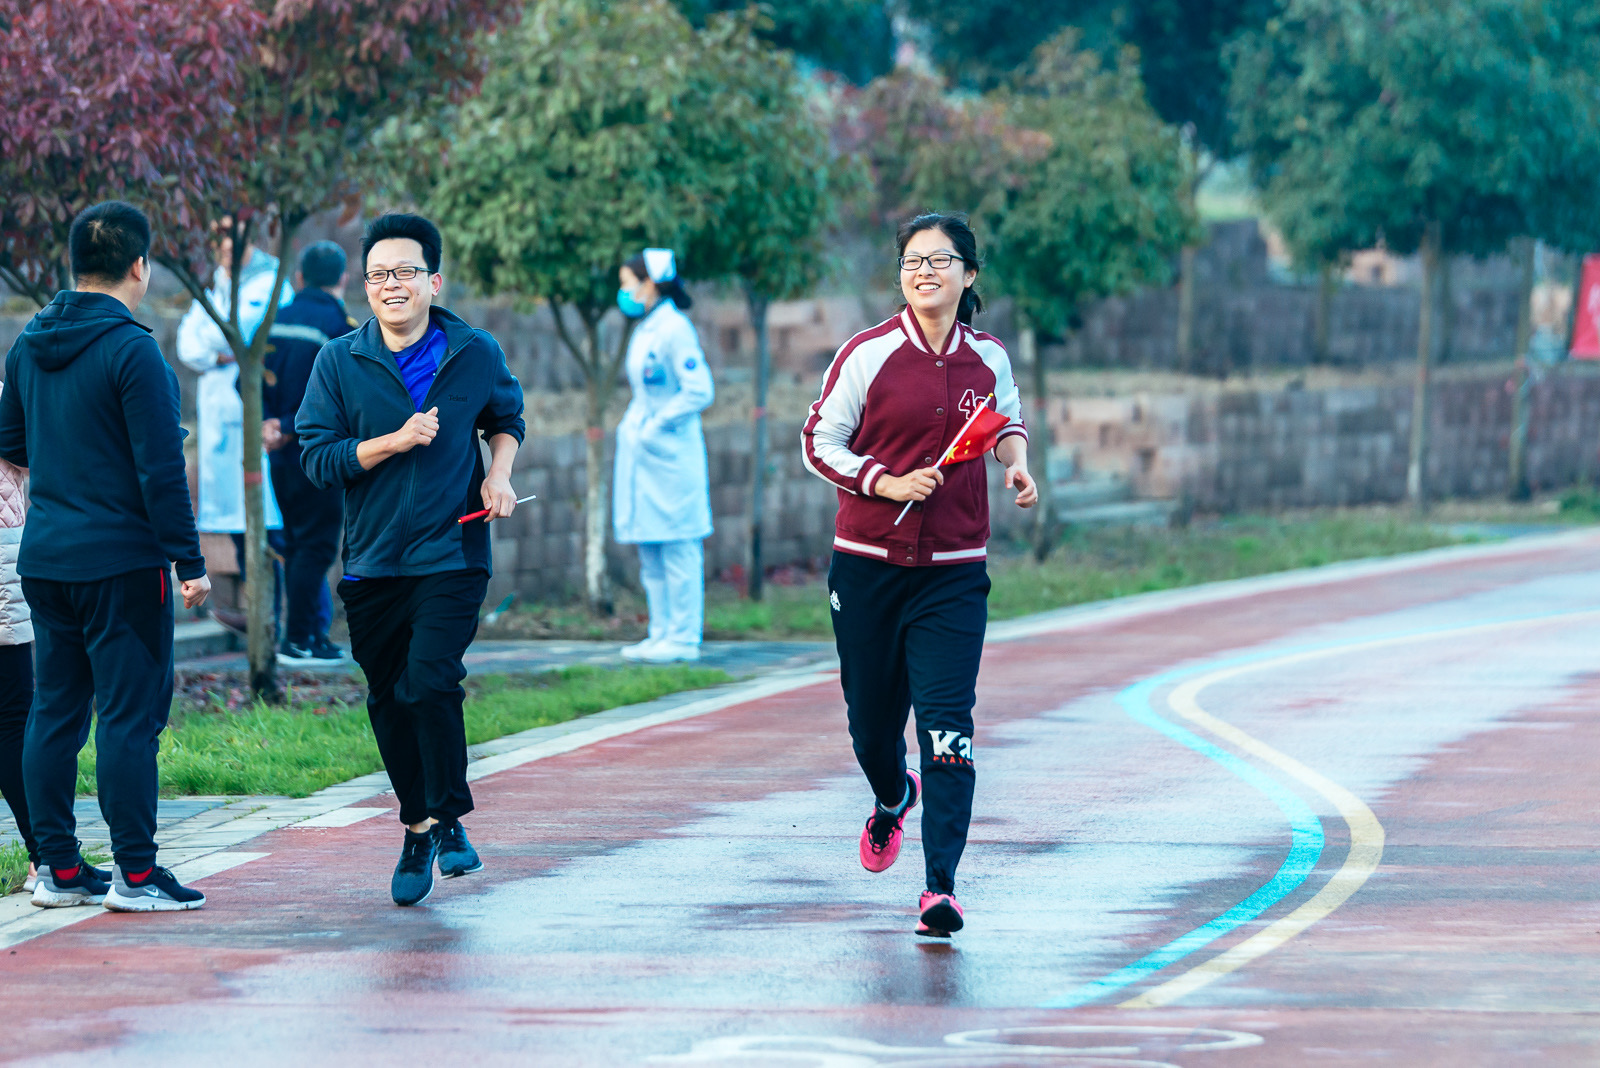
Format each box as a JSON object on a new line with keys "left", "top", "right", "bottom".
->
{"left": 295, "top": 306, "right": 525, "bottom": 579}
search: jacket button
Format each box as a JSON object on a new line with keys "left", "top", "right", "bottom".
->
{"left": 935, "top": 360, "right": 944, "bottom": 367}
{"left": 923, "top": 456, "right": 933, "bottom": 464}
{"left": 936, "top": 407, "right": 944, "bottom": 415}
{"left": 906, "top": 555, "right": 915, "bottom": 562}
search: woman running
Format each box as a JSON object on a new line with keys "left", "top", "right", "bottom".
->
{"left": 802, "top": 212, "right": 1036, "bottom": 937}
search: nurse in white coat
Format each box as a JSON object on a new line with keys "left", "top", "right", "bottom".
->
{"left": 613, "top": 248, "right": 714, "bottom": 663}
{"left": 176, "top": 243, "right": 292, "bottom": 535}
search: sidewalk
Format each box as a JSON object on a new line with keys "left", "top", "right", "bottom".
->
{"left": 175, "top": 637, "right": 833, "bottom": 679}
{"left": 0, "top": 640, "right": 838, "bottom": 948}
{"left": 0, "top": 639, "right": 835, "bottom": 878}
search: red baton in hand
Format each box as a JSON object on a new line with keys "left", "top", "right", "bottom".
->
{"left": 459, "top": 494, "right": 538, "bottom": 524}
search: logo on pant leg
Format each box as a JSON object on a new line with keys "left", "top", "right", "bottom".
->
{"left": 927, "top": 729, "right": 973, "bottom": 765}
{"left": 830, "top": 590, "right": 841, "bottom": 611}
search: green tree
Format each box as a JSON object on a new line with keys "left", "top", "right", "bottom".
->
{"left": 1229, "top": 0, "right": 1600, "bottom": 508}
{"left": 906, "top": 35, "right": 1194, "bottom": 555}
{"left": 424, "top": 0, "right": 748, "bottom": 612}
{"left": 988, "top": 38, "right": 1196, "bottom": 554}
{"left": 681, "top": 19, "right": 848, "bottom": 600}
{"left": 908, "top": 0, "right": 1275, "bottom": 368}
{"left": 671, "top": 0, "right": 894, "bottom": 84}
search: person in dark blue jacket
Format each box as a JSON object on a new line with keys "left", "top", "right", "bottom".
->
{"left": 261, "top": 241, "right": 359, "bottom": 664}
{"left": 0, "top": 201, "right": 211, "bottom": 913}
{"left": 297, "top": 213, "right": 525, "bottom": 907}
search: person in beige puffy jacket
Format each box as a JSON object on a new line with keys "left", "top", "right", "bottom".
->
{"left": 0, "top": 379, "right": 39, "bottom": 889}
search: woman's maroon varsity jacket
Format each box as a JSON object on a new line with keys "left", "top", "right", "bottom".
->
{"left": 801, "top": 308, "right": 1028, "bottom": 567}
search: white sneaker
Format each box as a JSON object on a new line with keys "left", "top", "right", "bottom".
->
{"left": 639, "top": 641, "right": 701, "bottom": 663}
{"left": 620, "top": 639, "right": 661, "bottom": 661}
{"left": 22, "top": 866, "right": 37, "bottom": 894}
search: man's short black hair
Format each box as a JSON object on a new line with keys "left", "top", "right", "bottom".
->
{"left": 362, "top": 213, "right": 442, "bottom": 275}
{"left": 299, "top": 241, "right": 347, "bottom": 289}
{"left": 69, "top": 201, "right": 151, "bottom": 284}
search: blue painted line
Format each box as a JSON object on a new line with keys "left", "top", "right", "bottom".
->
{"left": 1040, "top": 669, "right": 1324, "bottom": 1009}
{"left": 1040, "top": 606, "right": 1580, "bottom": 1010}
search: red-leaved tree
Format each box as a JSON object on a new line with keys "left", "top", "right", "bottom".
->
{"left": 0, "top": 0, "right": 260, "bottom": 304}
{"left": 2, "top": 0, "right": 516, "bottom": 698}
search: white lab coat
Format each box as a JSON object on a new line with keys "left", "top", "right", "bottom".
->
{"left": 612, "top": 299, "right": 714, "bottom": 544}
{"left": 176, "top": 253, "right": 292, "bottom": 533}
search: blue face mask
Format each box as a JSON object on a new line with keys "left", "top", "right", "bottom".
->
{"left": 616, "top": 287, "right": 647, "bottom": 318}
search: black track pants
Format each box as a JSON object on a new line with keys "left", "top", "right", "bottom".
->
{"left": 272, "top": 458, "right": 341, "bottom": 645}
{"left": 22, "top": 570, "right": 174, "bottom": 872}
{"left": 0, "top": 642, "right": 38, "bottom": 864}
{"left": 828, "top": 551, "right": 988, "bottom": 895}
{"left": 339, "top": 569, "right": 486, "bottom": 827}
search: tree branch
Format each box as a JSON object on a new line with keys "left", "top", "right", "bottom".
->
{"left": 0, "top": 259, "right": 51, "bottom": 309}
{"left": 548, "top": 300, "right": 597, "bottom": 378}
{"left": 152, "top": 251, "right": 248, "bottom": 355}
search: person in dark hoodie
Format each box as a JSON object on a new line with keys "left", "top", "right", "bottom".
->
{"left": 0, "top": 201, "right": 212, "bottom": 912}
{"left": 261, "top": 240, "right": 359, "bottom": 665}
{"left": 297, "top": 213, "right": 525, "bottom": 907}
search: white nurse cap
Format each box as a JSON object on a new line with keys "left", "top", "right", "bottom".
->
{"left": 643, "top": 248, "right": 677, "bottom": 284}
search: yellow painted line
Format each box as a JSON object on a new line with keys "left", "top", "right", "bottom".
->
{"left": 1119, "top": 608, "right": 1600, "bottom": 1009}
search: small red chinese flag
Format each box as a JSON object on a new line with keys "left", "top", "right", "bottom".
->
{"left": 940, "top": 402, "right": 1011, "bottom": 466}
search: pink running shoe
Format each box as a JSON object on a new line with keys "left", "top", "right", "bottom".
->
{"left": 858, "top": 770, "right": 921, "bottom": 873}
{"left": 916, "top": 891, "right": 965, "bottom": 937}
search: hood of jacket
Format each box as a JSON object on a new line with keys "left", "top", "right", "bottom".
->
{"left": 19, "top": 291, "right": 150, "bottom": 371}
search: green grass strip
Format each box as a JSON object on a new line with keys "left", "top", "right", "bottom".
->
{"left": 703, "top": 513, "right": 1464, "bottom": 637}
{"left": 71, "top": 664, "right": 728, "bottom": 800}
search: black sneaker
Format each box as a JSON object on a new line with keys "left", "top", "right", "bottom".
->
{"left": 307, "top": 635, "right": 347, "bottom": 662}
{"left": 103, "top": 865, "right": 205, "bottom": 912}
{"left": 392, "top": 827, "right": 439, "bottom": 906}
{"left": 277, "top": 638, "right": 316, "bottom": 665}
{"left": 31, "top": 863, "right": 110, "bottom": 908}
{"left": 436, "top": 820, "right": 483, "bottom": 878}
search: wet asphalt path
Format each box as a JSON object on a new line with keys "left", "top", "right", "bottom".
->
{"left": 3, "top": 534, "right": 1599, "bottom": 1066}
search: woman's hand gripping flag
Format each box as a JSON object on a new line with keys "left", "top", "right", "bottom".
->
{"left": 893, "top": 394, "right": 1011, "bottom": 526}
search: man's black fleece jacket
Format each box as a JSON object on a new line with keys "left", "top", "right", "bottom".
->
{"left": 296, "top": 306, "right": 525, "bottom": 579}
{"left": 0, "top": 291, "right": 206, "bottom": 582}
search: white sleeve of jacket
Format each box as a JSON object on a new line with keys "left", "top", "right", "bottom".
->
{"left": 801, "top": 331, "right": 897, "bottom": 497}
{"left": 645, "top": 316, "right": 714, "bottom": 430}
{"left": 970, "top": 331, "right": 1028, "bottom": 457}
{"left": 176, "top": 296, "right": 226, "bottom": 374}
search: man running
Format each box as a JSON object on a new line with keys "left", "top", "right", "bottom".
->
{"left": 297, "top": 213, "right": 525, "bottom": 907}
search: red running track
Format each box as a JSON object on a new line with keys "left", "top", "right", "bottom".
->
{"left": 3, "top": 535, "right": 1600, "bottom": 1066}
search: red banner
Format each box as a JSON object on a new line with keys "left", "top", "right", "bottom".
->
{"left": 1570, "top": 254, "right": 1600, "bottom": 358}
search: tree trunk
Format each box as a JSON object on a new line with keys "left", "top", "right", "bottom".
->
{"left": 1022, "top": 324, "right": 1054, "bottom": 561}
{"left": 1407, "top": 222, "right": 1441, "bottom": 512}
{"left": 1567, "top": 254, "right": 1586, "bottom": 352}
{"left": 1313, "top": 264, "right": 1334, "bottom": 365}
{"left": 239, "top": 228, "right": 296, "bottom": 701}
{"left": 1437, "top": 253, "right": 1454, "bottom": 364}
{"left": 581, "top": 317, "right": 613, "bottom": 615}
{"left": 1176, "top": 244, "right": 1197, "bottom": 373}
{"left": 745, "top": 289, "right": 770, "bottom": 602}
{"left": 1507, "top": 238, "right": 1537, "bottom": 501}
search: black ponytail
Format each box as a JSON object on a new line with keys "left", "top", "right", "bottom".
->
{"left": 622, "top": 252, "right": 694, "bottom": 311}
{"left": 896, "top": 212, "right": 983, "bottom": 325}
